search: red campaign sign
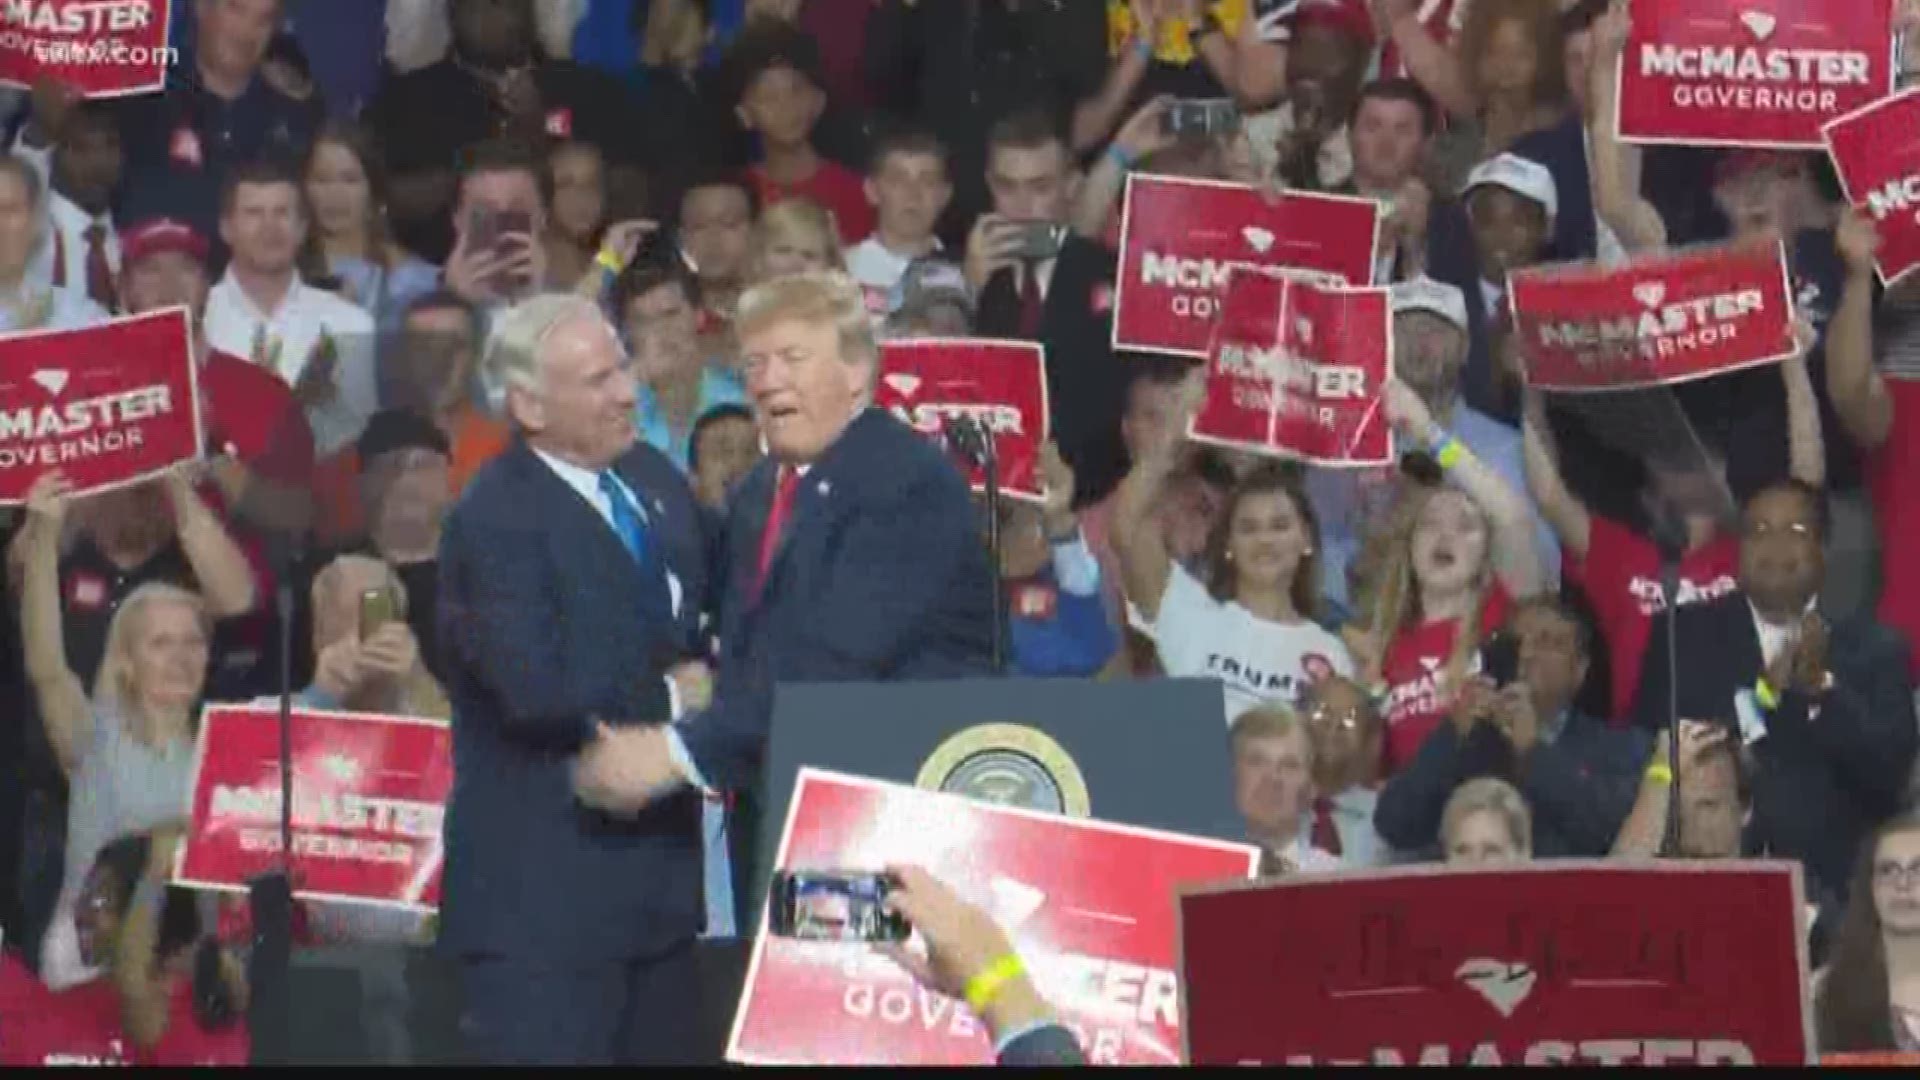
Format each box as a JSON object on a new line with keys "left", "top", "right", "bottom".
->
{"left": 1615, "top": 0, "right": 1894, "bottom": 149}
{"left": 1825, "top": 87, "right": 1920, "bottom": 285}
{"left": 0, "top": 0, "right": 174, "bottom": 98}
{"left": 1180, "top": 861, "right": 1815, "bottom": 1066}
{"left": 174, "top": 705, "right": 452, "bottom": 911}
{"left": 1508, "top": 239, "right": 1795, "bottom": 392}
{"left": 0, "top": 306, "right": 199, "bottom": 503}
{"left": 1189, "top": 271, "right": 1393, "bottom": 467}
{"left": 726, "top": 769, "right": 1260, "bottom": 1065}
{"left": 876, "top": 338, "right": 1050, "bottom": 502}
{"left": 1114, "top": 174, "right": 1380, "bottom": 358}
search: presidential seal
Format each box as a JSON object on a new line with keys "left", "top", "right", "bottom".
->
{"left": 914, "top": 723, "right": 1090, "bottom": 817}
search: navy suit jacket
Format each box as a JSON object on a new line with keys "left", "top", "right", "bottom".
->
{"left": 436, "top": 438, "right": 708, "bottom": 964}
{"left": 1633, "top": 592, "right": 1916, "bottom": 902}
{"left": 679, "top": 407, "right": 996, "bottom": 793}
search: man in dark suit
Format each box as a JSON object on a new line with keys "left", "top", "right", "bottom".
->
{"left": 1377, "top": 596, "right": 1649, "bottom": 859}
{"left": 436, "top": 293, "right": 712, "bottom": 1064}
{"left": 569, "top": 270, "right": 994, "bottom": 879}
{"left": 1634, "top": 479, "right": 1916, "bottom": 903}
{"left": 967, "top": 108, "right": 1130, "bottom": 509}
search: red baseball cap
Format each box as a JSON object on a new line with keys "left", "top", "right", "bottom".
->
{"left": 120, "top": 216, "right": 210, "bottom": 267}
{"left": 1295, "top": 0, "right": 1377, "bottom": 45}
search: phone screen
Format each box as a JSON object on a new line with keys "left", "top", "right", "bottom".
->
{"left": 358, "top": 588, "right": 398, "bottom": 641}
{"left": 768, "top": 871, "right": 910, "bottom": 942}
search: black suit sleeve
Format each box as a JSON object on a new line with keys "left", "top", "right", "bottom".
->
{"left": 1767, "top": 630, "right": 1917, "bottom": 816}
{"left": 996, "top": 1024, "right": 1086, "bottom": 1066}
{"left": 1518, "top": 723, "right": 1651, "bottom": 857}
{"left": 1374, "top": 722, "right": 1498, "bottom": 852}
{"left": 441, "top": 511, "right": 664, "bottom": 751}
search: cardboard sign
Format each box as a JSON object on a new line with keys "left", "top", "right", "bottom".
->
{"left": 1824, "top": 87, "right": 1920, "bottom": 285}
{"left": 727, "top": 768, "right": 1260, "bottom": 1066}
{"left": 1616, "top": 0, "right": 1894, "bottom": 148}
{"left": 1114, "top": 174, "right": 1381, "bottom": 358}
{"left": 1508, "top": 240, "right": 1795, "bottom": 392}
{"left": 876, "top": 338, "right": 1050, "bottom": 502}
{"left": 1189, "top": 271, "right": 1394, "bottom": 467}
{"left": 174, "top": 705, "right": 453, "bottom": 911}
{"left": 1179, "top": 861, "right": 1815, "bottom": 1066}
{"left": 0, "top": 0, "right": 174, "bottom": 98}
{"left": 0, "top": 306, "right": 200, "bottom": 503}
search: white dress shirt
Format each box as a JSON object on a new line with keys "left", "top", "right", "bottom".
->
{"left": 28, "top": 190, "right": 118, "bottom": 298}
{"left": 202, "top": 269, "right": 378, "bottom": 456}
{"left": 1325, "top": 786, "right": 1393, "bottom": 868}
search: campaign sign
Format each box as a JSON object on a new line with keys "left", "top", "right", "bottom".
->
{"left": 727, "top": 768, "right": 1260, "bottom": 1066}
{"left": 174, "top": 705, "right": 453, "bottom": 911}
{"left": 1615, "top": 0, "right": 1894, "bottom": 148}
{"left": 1189, "top": 271, "right": 1393, "bottom": 467}
{"left": 1180, "top": 861, "right": 1815, "bottom": 1066}
{"left": 0, "top": 306, "right": 200, "bottom": 503}
{"left": 1508, "top": 239, "right": 1795, "bottom": 392}
{"left": 0, "top": 0, "right": 174, "bottom": 98}
{"left": 1825, "top": 87, "right": 1920, "bottom": 285}
{"left": 1114, "top": 174, "right": 1380, "bottom": 358}
{"left": 876, "top": 338, "right": 1050, "bottom": 502}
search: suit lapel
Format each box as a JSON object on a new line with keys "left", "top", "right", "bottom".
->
{"left": 511, "top": 442, "right": 667, "bottom": 621}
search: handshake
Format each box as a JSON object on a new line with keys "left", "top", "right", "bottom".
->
{"left": 570, "top": 660, "right": 716, "bottom": 815}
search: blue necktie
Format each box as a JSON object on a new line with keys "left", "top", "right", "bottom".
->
{"left": 599, "top": 471, "right": 651, "bottom": 570}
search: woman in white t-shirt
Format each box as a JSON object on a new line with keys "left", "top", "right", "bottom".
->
{"left": 1112, "top": 375, "right": 1354, "bottom": 723}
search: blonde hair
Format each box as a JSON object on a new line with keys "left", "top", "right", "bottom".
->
{"left": 1229, "top": 704, "right": 1314, "bottom": 773}
{"left": 747, "top": 199, "right": 846, "bottom": 282}
{"left": 735, "top": 269, "right": 879, "bottom": 372}
{"left": 482, "top": 291, "right": 618, "bottom": 414}
{"left": 93, "top": 582, "right": 210, "bottom": 719}
{"left": 1360, "top": 484, "right": 1494, "bottom": 692}
{"left": 1441, "top": 777, "right": 1533, "bottom": 856}
{"left": 309, "top": 554, "right": 450, "bottom": 721}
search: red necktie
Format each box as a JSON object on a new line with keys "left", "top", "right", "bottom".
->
{"left": 1310, "top": 796, "right": 1344, "bottom": 857}
{"left": 755, "top": 466, "right": 800, "bottom": 595}
{"left": 82, "top": 223, "right": 113, "bottom": 311}
{"left": 1016, "top": 263, "right": 1044, "bottom": 338}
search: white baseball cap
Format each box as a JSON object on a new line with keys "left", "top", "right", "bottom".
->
{"left": 1462, "top": 152, "right": 1558, "bottom": 223}
{"left": 1390, "top": 275, "right": 1470, "bottom": 333}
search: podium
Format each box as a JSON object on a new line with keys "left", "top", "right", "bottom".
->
{"left": 739, "top": 677, "right": 1237, "bottom": 923}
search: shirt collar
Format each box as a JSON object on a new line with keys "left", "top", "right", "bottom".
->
{"left": 1540, "top": 708, "right": 1571, "bottom": 745}
{"left": 47, "top": 191, "right": 107, "bottom": 234}
{"left": 216, "top": 268, "right": 307, "bottom": 323}
{"left": 531, "top": 444, "right": 608, "bottom": 506}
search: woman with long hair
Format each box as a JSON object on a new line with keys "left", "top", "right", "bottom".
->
{"left": 18, "top": 472, "right": 212, "bottom": 990}
{"left": 300, "top": 120, "right": 439, "bottom": 337}
{"left": 1113, "top": 371, "right": 1354, "bottom": 725}
{"left": 1815, "top": 809, "right": 1920, "bottom": 1053}
{"left": 544, "top": 140, "right": 611, "bottom": 290}
{"left": 1355, "top": 379, "right": 1544, "bottom": 776}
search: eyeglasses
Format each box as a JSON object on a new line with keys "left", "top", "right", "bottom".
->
{"left": 1304, "top": 703, "right": 1364, "bottom": 733}
{"left": 1874, "top": 858, "right": 1920, "bottom": 889}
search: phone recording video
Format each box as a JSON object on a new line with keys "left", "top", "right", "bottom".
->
{"left": 1480, "top": 632, "right": 1520, "bottom": 688}
{"left": 1164, "top": 98, "right": 1239, "bottom": 138}
{"left": 1010, "top": 221, "right": 1066, "bottom": 262}
{"left": 767, "top": 871, "right": 911, "bottom": 943}
{"left": 358, "top": 587, "right": 400, "bottom": 642}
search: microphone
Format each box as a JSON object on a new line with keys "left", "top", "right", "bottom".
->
{"left": 940, "top": 415, "right": 1007, "bottom": 674}
{"left": 942, "top": 415, "right": 993, "bottom": 469}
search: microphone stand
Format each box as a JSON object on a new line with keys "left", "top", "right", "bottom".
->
{"left": 1652, "top": 519, "right": 1686, "bottom": 858}
{"left": 945, "top": 417, "right": 1008, "bottom": 674}
{"left": 246, "top": 533, "right": 299, "bottom": 1064}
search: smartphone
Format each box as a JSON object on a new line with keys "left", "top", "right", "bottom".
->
{"left": 494, "top": 209, "right": 534, "bottom": 246}
{"left": 358, "top": 587, "right": 400, "bottom": 641}
{"left": 767, "top": 870, "right": 910, "bottom": 943}
{"left": 464, "top": 205, "right": 499, "bottom": 254}
{"left": 1164, "top": 98, "right": 1239, "bottom": 138}
{"left": 1010, "top": 221, "right": 1067, "bottom": 262}
{"left": 1481, "top": 632, "right": 1520, "bottom": 688}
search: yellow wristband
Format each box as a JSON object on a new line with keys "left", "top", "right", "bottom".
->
{"left": 964, "top": 954, "right": 1027, "bottom": 1014}
{"left": 1754, "top": 677, "right": 1780, "bottom": 711}
{"left": 595, "top": 248, "right": 624, "bottom": 273}
{"left": 1644, "top": 761, "right": 1674, "bottom": 786}
{"left": 1435, "top": 437, "right": 1466, "bottom": 470}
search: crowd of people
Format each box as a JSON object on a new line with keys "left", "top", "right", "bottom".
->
{"left": 3, "top": 0, "right": 1920, "bottom": 1063}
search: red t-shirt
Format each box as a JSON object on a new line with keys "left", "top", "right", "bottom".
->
{"left": 748, "top": 161, "right": 875, "bottom": 246}
{"left": 0, "top": 955, "right": 247, "bottom": 1066}
{"left": 1565, "top": 515, "right": 1740, "bottom": 722}
{"left": 1870, "top": 380, "right": 1920, "bottom": 678}
{"left": 0, "top": 955, "right": 128, "bottom": 1065}
{"left": 1378, "top": 583, "right": 1512, "bottom": 776}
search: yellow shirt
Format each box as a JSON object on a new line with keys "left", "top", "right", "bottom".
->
{"left": 1106, "top": 0, "right": 1247, "bottom": 66}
